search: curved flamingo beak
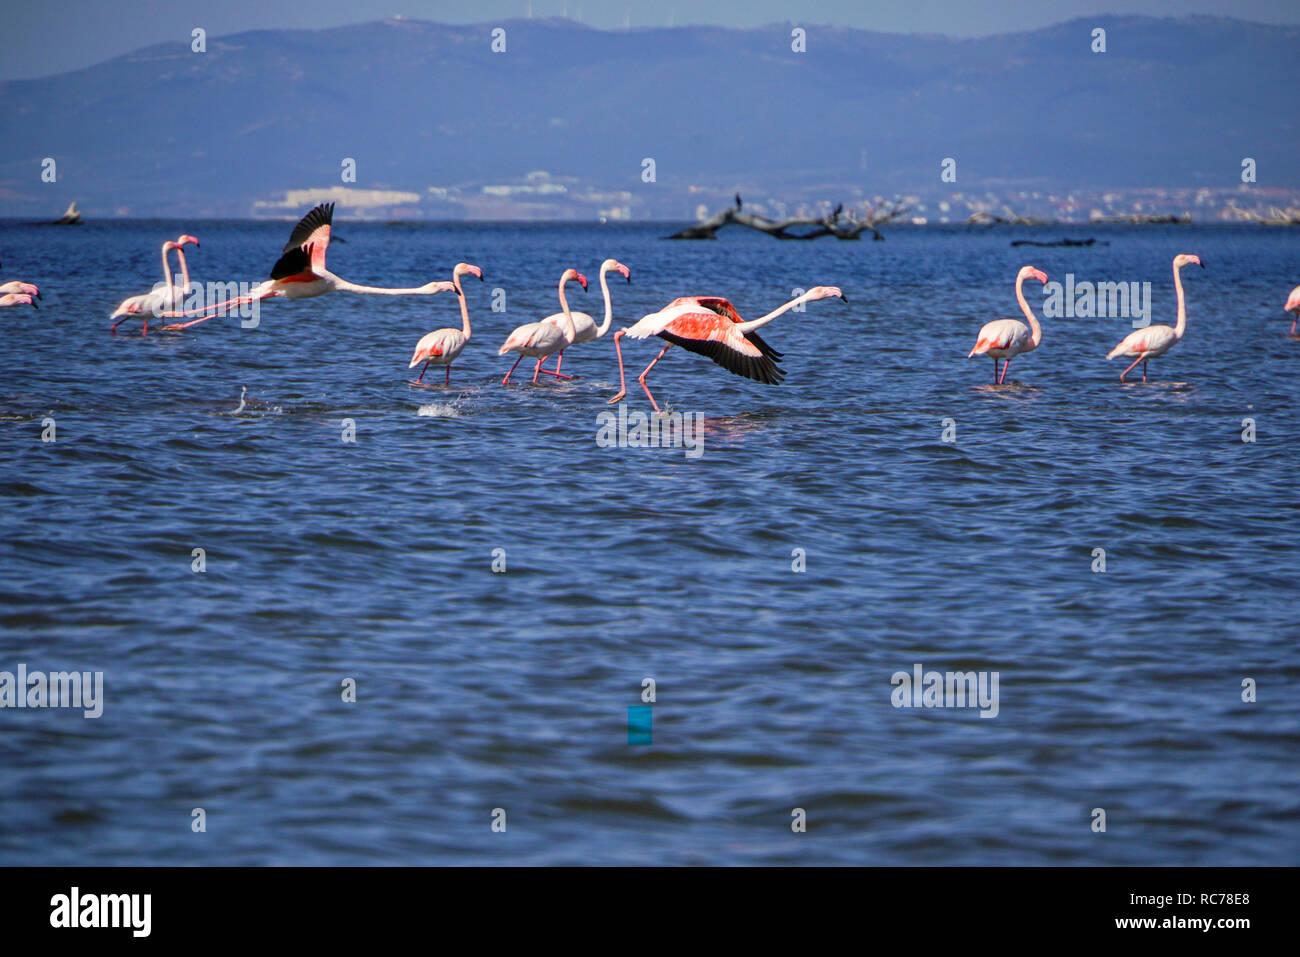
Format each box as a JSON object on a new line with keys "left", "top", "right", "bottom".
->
{"left": 617, "top": 263, "right": 631, "bottom": 283}
{"left": 576, "top": 272, "right": 589, "bottom": 291}
{"left": 178, "top": 235, "right": 199, "bottom": 248}
{"left": 1031, "top": 269, "right": 1048, "bottom": 284}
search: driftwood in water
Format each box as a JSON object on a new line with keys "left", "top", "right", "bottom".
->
{"left": 667, "top": 194, "right": 909, "bottom": 241}
{"left": 1011, "top": 238, "right": 1109, "bottom": 247}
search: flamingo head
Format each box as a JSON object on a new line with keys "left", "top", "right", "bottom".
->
{"left": 1175, "top": 253, "right": 1203, "bottom": 270}
{"left": 455, "top": 262, "right": 484, "bottom": 282}
{"left": 10, "top": 282, "right": 40, "bottom": 298}
{"left": 1, "top": 294, "right": 36, "bottom": 309}
{"left": 1019, "top": 266, "right": 1048, "bottom": 285}
{"left": 602, "top": 259, "right": 631, "bottom": 283}
{"left": 423, "top": 280, "right": 460, "bottom": 296}
{"left": 807, "top": 285, "right": 848, "bottom": 303}
{"left": 176, "top": 234, "right": 199, "bottom": 249}
{"left": 162, "top": 241, "right": 180, "bottom": 253}
{"left": 562, "top": 269, "right": 588, "bottom": 291}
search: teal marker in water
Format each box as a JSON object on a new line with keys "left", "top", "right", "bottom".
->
{"left": 627, "top": 706, "right": 652, "bottom": 745}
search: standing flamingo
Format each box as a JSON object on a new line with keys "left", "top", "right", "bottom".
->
{"left": 1106, "top": 254, "right": 1203, "bottom": 382}
{"left": 0, "top": 294, "right": 36, "bottom": 309}
{"left": 160, "top": 203, "right": 457, "bottom": 330}
{"left": 498, "top": 269, "right": 588, "bottom": 385}
{"left": 607, "top": 286, "right": 846, "bottom": 412}
{"left": 109, "top": 235, "right": 199, "bottom": 334}
{"left": 967, "top": 266, "right": 1049, "bottom": 384}
{"left": 1283, "top": 285, "right": 1300, "bottom": 336}
{"left": 407, "top": 262, "right": 483, "bottom": 385}
{"left": 536, "top": 258, "right": 630, "bottom": 377}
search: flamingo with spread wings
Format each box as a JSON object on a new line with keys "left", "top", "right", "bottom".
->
{"left": 160, "top": 203, "right": 457, "bottom": 330}
{"left": 967, "top": 266, "right": 1049, "bottom": 384}
{"left": 408, "top": 262, "right": 483, "bottom": 385}
{"left": 607, "top": 286, "right": 846, "bottom": 411}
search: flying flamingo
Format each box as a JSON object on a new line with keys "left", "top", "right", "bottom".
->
{"left": 109, "top": 235, "right": 199, "bottom": 334}
{"left": 608, "top": 286, "right": 847, "bottom": 412}
{"left": 0, "top": 294, "right": 36, "bottom": 309}
{"left": 1106, "top": 254, "right": 1203, "bottom": 383}
{"left": 1284, "top": 285, "right": 1300, "bottom": 336}
{"left": 160, "top": 203, "right": 457, "bottom": 330}
{"left": 407, "top": 262, "right": 484, "bottom": 385}
{"left": 498, "top": 269, "right": 588, "bottom": 385}
{"left": 536, "top": 258, "right": 630, "bottom": 377}
{"left": 966, "top": 266, "right": 1049, "bottom": 384}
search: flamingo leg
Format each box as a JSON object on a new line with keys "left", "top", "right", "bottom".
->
{"left": 1142, "top": 359, "right": 1148, "bottom": 383}
{"left": 638, "top": 344, "right": 671, "bottom": 414}
{"left": 160, "top": 292, "right": 268, "bottom": 331}
{"left": 502, "top": 355, "right": 523, "bottom": 386}
{"left": 608, "top": 331, "right": 629, "bottom": 404}
{"left": 415, "top": 361, "right": 429, "bottom": 384}
{"left": 445, "top": 364, "right": 451, "bottom": 385}
{"left": 1291, "top": 314, "right": 1297, "bottom": 336}
{"left": 532, "top": 358, "right": 545, "bottom": 384}
{"left": 992, "top": 359, "right": 999, "bottom": 384}
{"left": 1119, "top": 354, "right": 1145, "bottom": 382}
{"left": 998, "top": 359, "right": 1011, "bottom": 385}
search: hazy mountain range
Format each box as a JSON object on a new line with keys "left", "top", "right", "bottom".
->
{"left": 0, "top": 15, "right": 1295, "bottom": 219}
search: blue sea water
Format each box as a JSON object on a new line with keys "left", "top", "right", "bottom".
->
{"left": 0, "top": 219, "right": 1297, "bottom": 865}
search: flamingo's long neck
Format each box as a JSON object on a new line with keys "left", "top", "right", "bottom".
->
{"left": 595, "top": 265, "right": 615, "bottom": 337}
{"left": 557, "top": 276, "right": 577, "bottom": 339}
{"left": 733, "top": 290, "right": 816, "bottom": 334}
{"left": 175, "top": 249, "right": 191, "bottom": 299}
{"left": 453, "top": 268, "right": 471, "bottom": 339}
{"left": 1172, "top": 261, "right": 1188, "bottom": 339}
{"left": 160, "top": 244, "right": 176, "bottom": 299}
{"left": 320, "top": 271, "right": 441, "bottom": 296}
{"left": 1015, "top": 273, "right": 1042, "bottom": 347}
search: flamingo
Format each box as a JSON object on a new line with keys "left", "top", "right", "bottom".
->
{"left": 1284, "top": 285, "right": 1300, "bottom": 336}
{"left": 536, "top": 258, "right": 630, "bottom": 377}
{"left": 0, "top": 258, "right": 40, "bottom": 307}
{"left": 0, "top": 281, "right": 40, "bottom": 304}
{"left": 109, "top": 235, "right": 199, "bottom": 334}
{"left": 407, "top": 262, "right": 483, "bottom": 385}
{"left": 160, "top": 203, "right": 457, "bottom": 330}
{"left": 967, "top": 266, "right": 1049, "bottom": 384}
{"left": 498, "top": 269, "right": 588, "bottom": 385}
{"left": 608, "top": 286, "right": 847, "bottom": 412}
{"left": 1106, "top": 254, "right": 1203, "bottom": 383}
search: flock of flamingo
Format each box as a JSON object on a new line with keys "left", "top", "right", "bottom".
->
{"left": 3, "top": 203, "right": 1299, "bottom": 402}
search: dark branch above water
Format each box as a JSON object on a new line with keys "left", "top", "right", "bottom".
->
{"left": 667, "top": 195, "right": 910, "bottom": 240}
